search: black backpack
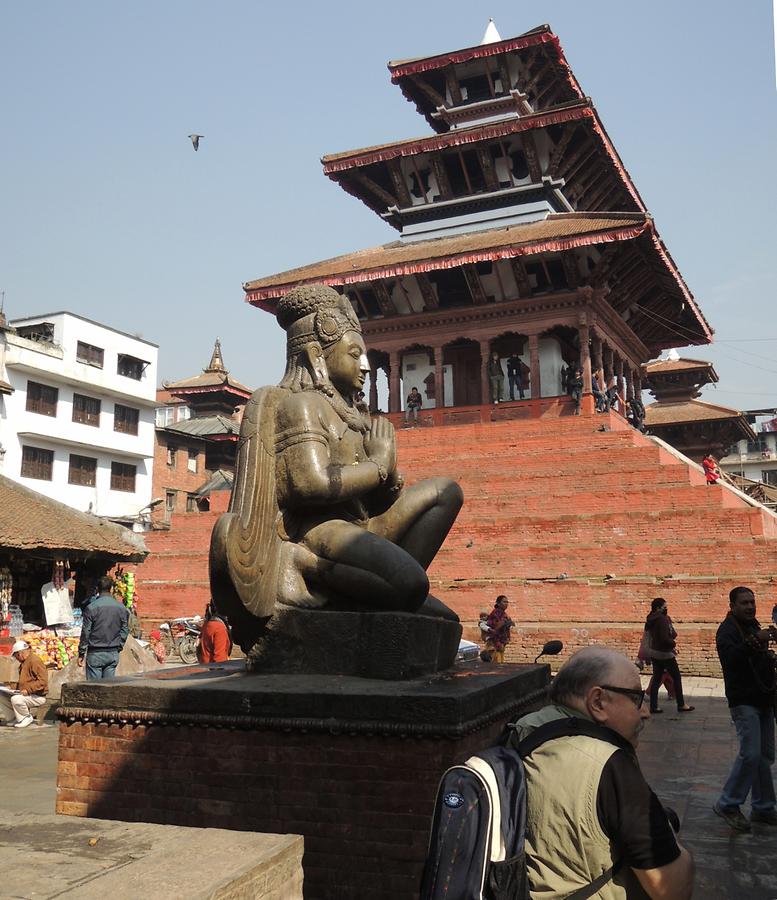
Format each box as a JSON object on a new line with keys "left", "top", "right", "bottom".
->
{"left": 420, "top": 718, "right": 623, "bottom": 900}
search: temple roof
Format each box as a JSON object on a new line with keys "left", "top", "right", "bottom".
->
{"left": 164, "top": 339, "right": 252, "bottom": 398}
{"left": 243, "top": 211, "right": 712, "bottom": 349}
{"left": 644, "top": 357, "right": 715, "bottom": 374}
{"left": 645, "top": 399, "right": 754, "bottom": 432}
{"left": 387, "top": 25, "right": 584, "bottom": 133}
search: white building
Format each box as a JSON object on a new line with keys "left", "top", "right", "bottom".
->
{"left": 0, "top": 312, "right": 157, "bottom": 523}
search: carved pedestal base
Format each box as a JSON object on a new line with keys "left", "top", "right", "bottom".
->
{"left": 57, "top": 661, "right": 549, "bottom": 900}
{"left": 245, "top": 607, "right": 462, "bottom": 679}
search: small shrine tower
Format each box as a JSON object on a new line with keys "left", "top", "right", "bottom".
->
{"left": 244, "top": 23, "right": 712, "bottom": 421}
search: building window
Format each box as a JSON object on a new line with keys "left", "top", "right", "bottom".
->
{"left": 187, "top": 448, "right": 198, "bottom": 473}
{"left": 114, "top": 403, "right": 140, "bottom": 435}
{"left": 166, "top": 491, "right": 176, "bottom": 512}
{"left": 186, "top": 494, "right": 199, "bottom": 512}
{"left": 72, "top": 393, "right": 101, "bottom": 427}
{"left": 26, "top": 381, "right": 59, "bottom": 417}
{"left": 117, "top": 354, "right": 147, "bottom": 380}
{"left": 155, "top": 405, "right": 191, "bottom": 427}
{"left": 68, "top": 454, "right": 97, "bottom": 487}
{"left": 21, "top": 446, "right": 54, "bottom": 480}
{"left": 762, "top": 470, "right": 777, "bottom": 486}
{"left": 167, "top": 445, "right": 176, "bottom": 467}
{"left": 76, "top": 341, "right": 104, "bottom": 368}
{"left": 110, "top": 461, "right": 136, "bottom": 492}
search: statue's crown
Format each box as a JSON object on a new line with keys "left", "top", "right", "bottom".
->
{"left": 279, "top": 284, "right": 361, "bottom": 353}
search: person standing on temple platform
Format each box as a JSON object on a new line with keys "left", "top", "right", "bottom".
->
{"left": 487, "top": 351, "right": 504, "bottom": 404}
{"left": 568, "top": 367, "right": 584, "bottom": 415}
{"left": 702, "top": 453, "right": 721, "bottom": 485}
{"left": 405, "top": 386, "right": 423, "bottom": 425}
{"left": 0, "top": 640, "right": 48, "bottom": 728}
{"left": 591, "top": 372, "right": 607, "bottom": 412}
{"left": 484, "top": 595, "right": 514, "bottom": 662}
{"left": 506, "top": 351, "right": 525, "bottom": 400}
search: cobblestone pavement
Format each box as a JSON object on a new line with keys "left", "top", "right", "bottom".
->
{"left": 2, "top": 677, "right": 776, "bottom": 898}
{"left": 638, "top": 676, "right": 777, "bottom": 899}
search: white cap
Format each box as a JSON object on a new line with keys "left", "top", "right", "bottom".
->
{"left": 11, "top": 640, "right": 29, "bottom": 654}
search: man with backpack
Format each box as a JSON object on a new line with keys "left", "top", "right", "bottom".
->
{"left": 422, "top": 647, "right": 694, "bottom": 899}
{"left": 512, "top": 648, "right": 693, "bottom": 898}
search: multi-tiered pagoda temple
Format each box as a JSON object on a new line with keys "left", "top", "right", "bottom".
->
{"left": 244, "top": 22, "right": 712, "bottom": 420}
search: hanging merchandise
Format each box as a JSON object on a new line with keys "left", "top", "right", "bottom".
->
{"left": 52, "top": 560, "right": 66, "bottom": 591}
{"left": 0, "top": 567, "right": 13, "bottom": 630}
{"left": 113, "top": 567, "right": 136, "bottom": 609}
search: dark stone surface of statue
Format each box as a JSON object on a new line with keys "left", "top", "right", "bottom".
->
{"left": 210, "top": 284, "right": 464, "bottom": 674}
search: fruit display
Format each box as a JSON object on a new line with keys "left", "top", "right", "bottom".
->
{"left": 113, "top": 568, "right": 135, "bottom": 609}
{"left": 23, "top": 629, "right": 80, "bottom": 669}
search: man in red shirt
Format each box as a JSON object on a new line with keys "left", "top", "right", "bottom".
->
{"left": 197, "top": 602, "right": 233, "bottom": 663}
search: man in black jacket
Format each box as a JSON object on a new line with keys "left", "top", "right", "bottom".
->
{"left": 77, "top": 575, "right": 129, "bottom": 681}
{"left": 714, "top": 586, "right": 777, "bottom": 832}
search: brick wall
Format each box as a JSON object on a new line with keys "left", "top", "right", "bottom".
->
{"left": 57, "top": 717, "right": 508, "bottom": 900}
{"left": 151, "top": 430, "right": 208, "bottom": 523}
{"left": 132, "top": 411, "right": 777, "bottom": 673}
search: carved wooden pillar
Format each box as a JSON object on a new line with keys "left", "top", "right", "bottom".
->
{"left": 479, "top": 340, "right": 491, "bottom": 405}
{"left": 368, "top": 362, "right": 379, "bottom": 413}
{"left": 433, "top": 345, "right": 445, "bottom": 409}
{"left": 388, "top": 350, "right": 401, "bottom": 413}
{"left": 603, "top": 344, "right": 614, "bottom": 382}
{"left": 579, "top": 324, "right": 592, "bottom": 394}
{"left": 529, "top": 334, "right": 541, "bottom": 400}
{"left": 591, "top": 334, "right": 603, "bottom": 387}
{"left": 624, "top": 366, "right": 634, "bottom": 402}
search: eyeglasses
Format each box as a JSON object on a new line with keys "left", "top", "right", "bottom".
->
{"left": 600, "top": 684, "right": 646, "bottom": 709}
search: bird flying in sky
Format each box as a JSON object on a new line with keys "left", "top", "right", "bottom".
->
{"left": 188, "top": 134, "right": 204, "bottom": 151}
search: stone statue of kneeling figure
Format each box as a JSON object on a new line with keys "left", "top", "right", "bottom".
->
{"left": 210, "top": 283, "right": 463, "bottom": 665}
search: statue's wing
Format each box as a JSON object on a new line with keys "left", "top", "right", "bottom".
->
{"left": 210, "top": 386, "right": 283, "bottom": 646}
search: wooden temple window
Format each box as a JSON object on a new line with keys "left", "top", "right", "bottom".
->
{"left": 356, "top": 287, "right": 383, "bottom": 318}
{"left": 21, "top": 445, "right": 54, "bottom": 481}
{"left": 459, "top": 71, "right": 493, "bottom": 103}
{"left": 68, "top": 454, "right": 97, "bottom": 487}
{"left": 408, "top": 162, "right": 432, "bottom": 202}
{"left": 25, "top": 380, "right": 58, "bottom": 417}
{"left": 110, "top": 461, "right": 136, "bottom": 493}
{"left": 428, "top": 268, "right": 471, "bottom": 309}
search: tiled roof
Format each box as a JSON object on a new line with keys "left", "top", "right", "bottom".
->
{"left": 244, "top": 213, "right": 647, "bottom": 297}
{"left": 163, "top": 415, "right": 240, "bottom": 438}
{"left": 0, "top": 475, "right": 148, "bottom": 559}
{"left": 164, "top": 371, "right": 252, "bottom": 395}
{"left": 644, "top": 358, "right": 714, "bottom": 373}
{"left": 645, "top": 399, "right": 752, "bottom": 428}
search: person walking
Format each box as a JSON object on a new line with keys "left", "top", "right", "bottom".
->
{"left": 713, "top": 586, "right": 777, "bottom": 832}
{"left": 197, "top": 602, "right": 233, "bottom": 663}
{"left": 0, "top": 640, "right": 48, "bottom": 728}
{"left": 77, "top": 575, "right": 129, "bottom": 680}
{"left": 645, "top": 598, "right": 695, "bottom": 714}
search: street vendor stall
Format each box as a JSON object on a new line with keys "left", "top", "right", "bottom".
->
{"left": 0, "top": 474, "right": 147, "bottom": 658}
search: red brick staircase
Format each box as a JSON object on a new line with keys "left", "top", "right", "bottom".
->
{"left": 131, "top": 412, "right": 777, "bottom": 674}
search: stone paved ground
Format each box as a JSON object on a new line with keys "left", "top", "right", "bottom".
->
{"left": 638, "top": 676, "right": 777, "bottom": 899}
{"left": 2, "top": 677, "right": 776, "bottom": 898}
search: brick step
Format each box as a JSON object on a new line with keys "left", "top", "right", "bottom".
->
{"left": 460, "top": 484, "right": 738, "bottom": 515}
{"left": 395, "top": 412, "right": 630, "bottom": 442}
{"left": 399, "top": 431, "right": 641, "bottom": 458}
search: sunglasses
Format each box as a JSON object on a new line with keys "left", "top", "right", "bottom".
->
{"left": 600, "top": 684, "right": 646, "bottom": 709}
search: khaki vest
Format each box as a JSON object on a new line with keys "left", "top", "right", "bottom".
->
{"left": 524, "top": 735, "right": 647, "bottom": 899}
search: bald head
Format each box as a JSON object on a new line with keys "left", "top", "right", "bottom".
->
{"left": 549, "top": 647, "right": 638, "bottom": 707}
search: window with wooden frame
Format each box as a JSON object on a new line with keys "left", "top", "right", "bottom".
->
{"left": 72, "top": 393, "right": 101, "bottom": 427}
{"left": 110, "top": 461, "right": 136, "bottom": 492}
{"left": 25, "top": 381, "right": 59, "bottom": 417}
{"left": 187, "top": 448, "right": 198, "bottom": 473}
{"left": 165, "top": 491, "right": 176, "bottom": 512}
{"left": 21, "top": 446, "right": 54, "bottom": 480}
{"left": 114, "top": 403, "right": 140, "bottom": 435}
{"left": 117, "top": 354, "right": 147, "bottom": 381}
{"left": 186, "top": 494, "right": 199, "bottom": 512}
{"left": 76, "top": 341, "right": 104, "bottom": 368}
{"left": 68, "top": 454, "right": 97, "bottom": 487}
{"left": 167, "top": 445, "right": 176, "bottom": 467}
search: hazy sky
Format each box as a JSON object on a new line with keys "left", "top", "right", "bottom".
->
{"left": 2, "top": 1, "right": 776, "bottom": 411}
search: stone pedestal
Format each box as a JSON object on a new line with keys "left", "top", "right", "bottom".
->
{"left": 57, "top": 659, "right": 549, "bottom": 900}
